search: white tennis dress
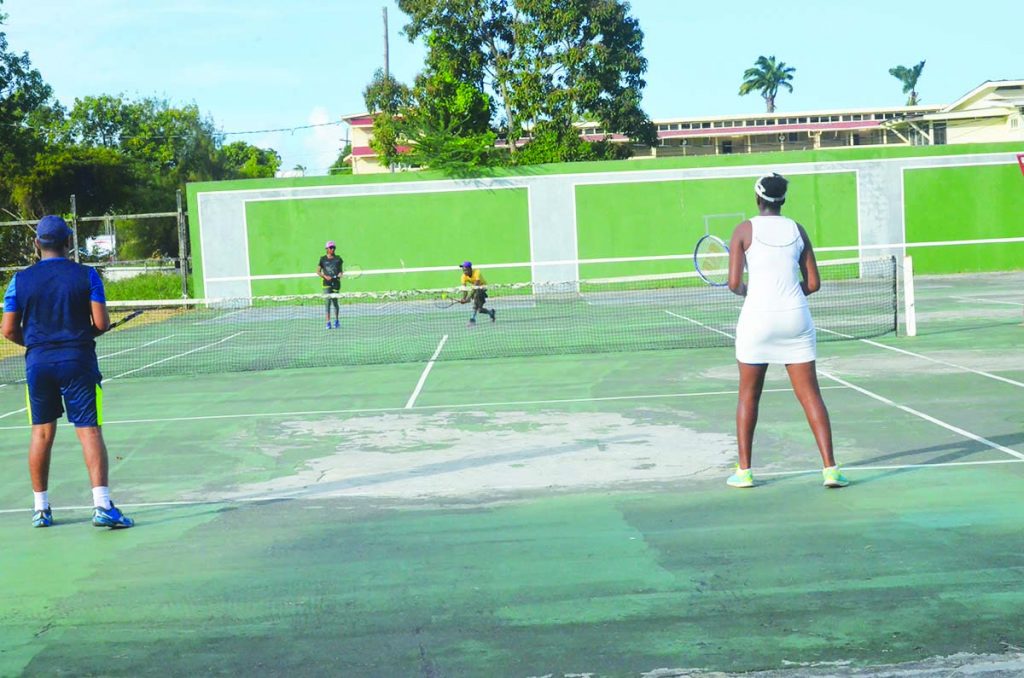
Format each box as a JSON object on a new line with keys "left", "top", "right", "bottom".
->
{"left": 734, "top": 215, "right": 816, "bottom": 364}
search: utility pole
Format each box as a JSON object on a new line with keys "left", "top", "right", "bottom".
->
{"left": 383, "top": 6, "right": 390, "bottom": 77}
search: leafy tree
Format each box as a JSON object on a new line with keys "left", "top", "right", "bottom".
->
{"left": 0, "top": 9, "right": 64, "bottom": 267}
{"left": 889, "top": 60, "right": 926, "bottom": 106}
{"left": 363, "top": 68, "right": 413, "bottom": 169}
{"left": 329, "top": 143, "right": 353, "bottom": 175}
{"left": 396, "top": 0, "right": 655, "bottom": 164}
{"left": 218, "top": 141, "right": 281, "bottom": 179}
{"left": 739, "top": 55, "right": 795, "bottom": 113}
{"left": 400, "top": 65, "right": 502, "bottom": 172}
{"left": 10, "top": 146, "right": 135, "bottom": 217}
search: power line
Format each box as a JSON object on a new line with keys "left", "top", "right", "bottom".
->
{"left": 1, "top": 118, "right": 348, "bottom": 141}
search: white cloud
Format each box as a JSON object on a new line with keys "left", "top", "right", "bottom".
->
{"left": 303, "top": 106, "right": 345, "bottom": 175}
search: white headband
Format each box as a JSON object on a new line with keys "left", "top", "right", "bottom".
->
{"left": 755, "top": 174, "right": 786, "bottom": 203}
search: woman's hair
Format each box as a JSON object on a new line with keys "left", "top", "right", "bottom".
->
{"left": 754, "top": 173, "right": 788, "bottom": 205}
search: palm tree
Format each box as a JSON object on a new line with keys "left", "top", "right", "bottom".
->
{"left": 739, "top": 56, "right": 796, "bottom": 113}
{"left": 889, "top": 61, "right": 926, "bottom": 105}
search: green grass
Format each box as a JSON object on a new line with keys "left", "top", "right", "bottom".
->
{"left": 102, "top": 271, "right": 193, "bottom": 300}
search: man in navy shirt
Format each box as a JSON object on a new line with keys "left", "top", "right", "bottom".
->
{"left": 2, "top": 215, "right": 134, "bottom": 529}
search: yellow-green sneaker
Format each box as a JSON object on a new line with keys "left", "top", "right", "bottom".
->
{"left": 822, "top": 466, "right": 850, "bottom": 488}
{"left": 726, "top": 466, "right": 754, "bottom": 488}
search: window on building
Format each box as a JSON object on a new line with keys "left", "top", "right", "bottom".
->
{"left": 721, "top": 140, "right": 733, "bottom": 154}
{"left": 933, "top": 122, "right": 947, "bottom": 145}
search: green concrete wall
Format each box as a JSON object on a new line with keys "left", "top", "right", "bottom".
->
{"left": 904, "top": 163, "right": 1024, "bottom": 274}
{"left": 244, "top": 189, "right": 531, "bottom": 296}
{"left": 574, "top": 172, "right": 858, "bottom": 279}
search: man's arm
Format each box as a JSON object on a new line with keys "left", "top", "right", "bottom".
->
{"left": 2, "top": 276, "right": 22, "bottom": 345}
{"left": 1, "top": 311, "right": 23, "bottom": 346}
{"left": 87, "top": 268, "right": 110, "bottom": 335}
{"left": 91, "top": 302, "right": 110, "bottom": 335}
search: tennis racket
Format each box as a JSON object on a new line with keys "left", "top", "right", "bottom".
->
{"left": 433, "top": 291, "right": 459, "bottom": 309}
{"left": 108, "top": 309, "right": 143, "bottom": 330}
{"left": 344, "top": 264, "right": 362, "bottom": 280}
{"left": 693, "top": 234, "right": 730, "bottom": 287}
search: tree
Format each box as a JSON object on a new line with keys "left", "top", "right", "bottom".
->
{"left": 739, "top": 55, "right": 795, "bottom": 113}
{"left": 396, "top": 0, "right": 655, "bottom": 164}
{"left": 400, "top": 65, "right": 502, "bottom": 172}
{"left": 1, "top": 9, "right": 65, "bottom": 267}
{"left": 889, "top": 60, "right": 926, "bottom": 106}
{"left": 363, "top": 68, "right": 413, "bottom": 169}
{"left": 218, "top": 141, "right": 281, "bottom": 179}
{"left": 10, "top": 146, "right": 135, "bottom": 217}
{"left": 329, "top": 143, "right": 353, "bottom": 175}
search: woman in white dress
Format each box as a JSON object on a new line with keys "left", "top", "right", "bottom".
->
{"left": 725, "top": 173, "right": 849, "bottom": 489}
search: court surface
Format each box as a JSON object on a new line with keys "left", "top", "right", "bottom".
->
{"left": 1, "top": 272, "right": 1022, "bottom": 677}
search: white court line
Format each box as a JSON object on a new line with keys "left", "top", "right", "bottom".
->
{"left": 0, "top": 386, "right": 848, "bottom": 431}
{"left": 758, "top": 458, "right": 1024, "bottom": 477}
{"left": 951, "top": 296, "right": 1024, "bottom": 307}
{"left": 0, "top": 333, "right": 244, "bottom": 421}
{"left": 405, "top": 335, "right": 448, "bottom": 409}
{"left": 98, "top": 335, "right": 176, "bottom": 360}
{"left": 2, "top": 457, "right": 1022, "bottom": 516}
{"left": 662, "top": 315, "right": 1024, "bottom": 461}
{"left": 819, "top": 370, "right": 1024, "bottom": 461}
{"left": 110, "top": 332, "right": 246, "bottom": 380}
{"left": 664, "top": 310, "right": 735, "bottom": 339}
{"left": 819, "top": 327, "right": 1024, "bottom": 389}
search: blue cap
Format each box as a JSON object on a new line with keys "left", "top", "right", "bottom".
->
{"left": 36, "top": 215, "right": 72, "bottom": 246}
{"left": 460, "top": 261, "right": 472, "bottom": 269}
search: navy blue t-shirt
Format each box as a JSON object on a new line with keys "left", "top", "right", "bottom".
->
{"left": 3, "top": 258, "right": 106, "bottom": 367}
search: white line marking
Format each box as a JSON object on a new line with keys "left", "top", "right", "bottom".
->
{"left": 758, "top": 458, "right": 1024, "bottom": 477}
{"left": 951, "top": 296, "right": 1023, "bottom": 307}
{"left": 819, "top": 327, "right": 1024, "bottom": 389}
{"left": 109, "top": 332, "right": 246, "bottom": 380}
{"left": 0, "top": 386, "right": 847, "bottom": 431}
{"left": 98, "top": 335, "right": 176, "bottom": 360}
{"left": 819, "top": 370, "right": 1024, "bottom": 461}
{"left": 405, "top": 335, "right": 449, "bottom": 409}
{"left": 2, "top": 457, "right": 1021, "bottom": 515}
{"left": 0, "top": 406, "right": 26, "bottom": 420}
{"left": 664, "top": 310, "right": 735, "bottom": 339}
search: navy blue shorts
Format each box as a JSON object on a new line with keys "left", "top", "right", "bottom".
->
{"left": 25, "top": 360, "right": 104, "bottom": 427}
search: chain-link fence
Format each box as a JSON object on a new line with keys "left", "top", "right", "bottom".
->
{"left": 1, "top": 190, "right": 190, "bottom": 298}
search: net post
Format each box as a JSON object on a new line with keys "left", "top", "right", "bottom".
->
{"left": 176, "top": 190, "right": 189, "bottom": 298}
{"left": 69, "top": 194, "right": 80, "bottom": 263}
{"left": 902, "top": 255, "right": 917, "bottom": 337}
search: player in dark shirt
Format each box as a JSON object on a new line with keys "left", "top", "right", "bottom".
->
{"left": 1, "top": 216, "right": 134, "bottom": 529}
{"left": 317, "top": 240, "right": 343, "bottom": 329}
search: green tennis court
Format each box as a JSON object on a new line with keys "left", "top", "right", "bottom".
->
{"left": 1, "top": 271, "right": 1022, "bottom": 676}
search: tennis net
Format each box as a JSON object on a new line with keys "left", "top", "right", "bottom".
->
{"left": 0, "top": 256, "right": 897, "bottom": 382}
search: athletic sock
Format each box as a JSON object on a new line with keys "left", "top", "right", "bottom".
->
{"left": 92, "top": 486, "right": 112, "bottom": 510}
{"left": 33, "top": 491, "right": 49, "bottom": 511}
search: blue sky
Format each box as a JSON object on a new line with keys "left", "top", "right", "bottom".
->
{"left": 3, "top": 0, "right": 1021, "bottom": 175}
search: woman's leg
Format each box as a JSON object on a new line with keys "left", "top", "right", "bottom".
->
{"left": 736, "top": 361, "right": 769, "bottom": 469}
{"left": 784, "top": 361, "right": 835, "bottom": 467}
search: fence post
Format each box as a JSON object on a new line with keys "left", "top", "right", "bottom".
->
{"left": 70, "top": 194, "right": 80, "bottom": 263}
{"left": 176, "top": 190, "right": 188, "bottom": 298}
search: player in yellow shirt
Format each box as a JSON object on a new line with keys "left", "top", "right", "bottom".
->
{"left": 459, "top": 261, "right": 496, "bottom": 324}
